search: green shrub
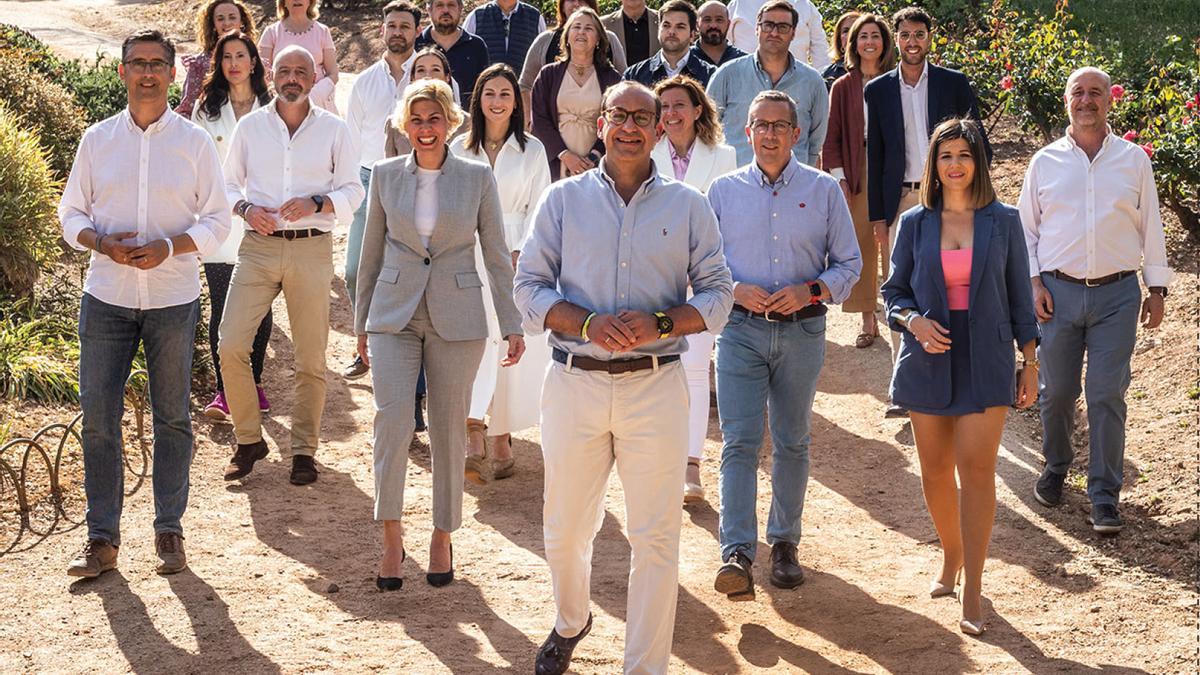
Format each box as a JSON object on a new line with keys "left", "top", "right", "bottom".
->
{"left": 0, "top": 292, "right": 80, "bottom": 404}
{"left": 0, "top": 105, "right": 62, "bottom": 299}
{"left": 0, "top": 53, "right": 87, "bottom": 177}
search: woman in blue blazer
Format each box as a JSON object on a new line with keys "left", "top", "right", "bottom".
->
{"left": 882, "top": 118, "right": 1038, "bottom": 637}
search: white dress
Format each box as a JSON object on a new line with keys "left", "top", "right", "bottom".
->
{"left": 191, "top": 98, "right": 262, "bottom": 264}
{"left": 450, "top": 133, "right": 553, "bottom": 435}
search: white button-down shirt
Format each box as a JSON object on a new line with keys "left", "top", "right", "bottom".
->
{"left": 726, "top": 0, "right": 831, "bottom": 70}
{"left": 1018, "top": 131, "right": 1174, "bottom": 287}
{"left": 346, "top": 55, "right": 415, "bottom": 170}
{"left": 223, "top": 100, "right": 365, "bottom": 231}
{"left": 59, "top": 108, "right": 231, "bottom": 310}
{"left": 899, "top": 61, "right": 929, "bottom": 182}
{"left": 449, "top": 133, "right": 552, "bottom": 249}
{"left": 192, "top": 98, "right": 263, "bottom": 264}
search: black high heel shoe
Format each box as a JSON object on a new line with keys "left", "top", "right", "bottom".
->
{"left": 376, "top": 548, "right": 407, "bottom": 591}
{"left": 426, "top": 543, "right": 454, "bottom": 587}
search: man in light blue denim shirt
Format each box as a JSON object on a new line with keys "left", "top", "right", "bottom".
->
{"left": 515, "top": 82, "right": 732, "bottom": 675}
{"left": 705, "top": 0, "right": 828, "bottom": 167}
{"left": 707, "top": 90, "right": 860, "bottom": 600}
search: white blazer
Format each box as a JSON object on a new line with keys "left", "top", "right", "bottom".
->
{"left": 192, "top": 97, "right": 262, "bottom": 264}
{"left": 449, "top": 133, "right": 552, "bottom": 250}
{"left": 651, "top": 137, "right": 738, "bottom": 193}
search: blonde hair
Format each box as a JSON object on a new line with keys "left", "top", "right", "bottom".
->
{"left": 276, "top": 0, "right": 318, "bottom": 20}
{"left": 393, "top": 79, "right": 464, "bottom": 137}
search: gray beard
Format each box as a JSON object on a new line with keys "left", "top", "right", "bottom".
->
{"left": 702, "top": 32, "right": 725, "bottom": 46}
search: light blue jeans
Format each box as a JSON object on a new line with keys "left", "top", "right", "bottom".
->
{"left": 344, "top": 165, "right": 372, "bottom": 309}
{"left": 78, "top": 293, "right": 200, "bottom": 547}
{"left": 1038, "top": 272, "right": 1141, "bottom": 506}
{"left": 715, "top": 310, "right": 825, "bottom": 562}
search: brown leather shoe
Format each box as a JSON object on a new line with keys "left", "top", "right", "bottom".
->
{"left": 224, "top": 440, "right": 269, "bottom": 480}
{"left": 289, "top": 454, "right": 319, "bottom": 485}
{"left": 155, "top": 532, "right": 188, "bottom": 575}
{"left": 67, "top": 539, "right": 118, "bottom": 578}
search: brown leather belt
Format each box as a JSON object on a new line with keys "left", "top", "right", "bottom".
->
{"left": 268, "top": 228, "right": 327, "bottom": 240}
{"left": 732, "top": 303, "right": 827, "bottom": 322}
{"left": 1050, "top": 269, "right": 1136, "bottom": 288}
{"left": 552, "top": 348, "right": 679, "bottom": 374}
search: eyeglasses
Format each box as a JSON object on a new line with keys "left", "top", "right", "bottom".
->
{"left": 604, "top": 107, "right": 656, "bottom": 128}
{"left": 896, "top": 30, "right": 929, "bottom": 42}
{"left": 749, "top": 119, "right": 794, "bottom": 135}
{"left": 757, "top": 20, "right": 793, "bottom": 34}
{"left": 123, "top": 59, "right": 172, "bottom": 74}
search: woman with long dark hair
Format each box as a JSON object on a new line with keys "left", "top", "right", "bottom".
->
{"left": 192, "top": 31, "right": 275, "bottom": 422}
{"left": 176, "top": 0, "right": 258, "bottom": 117}
{"left": 450, "top": 64, "right": 551, "bottom": 482}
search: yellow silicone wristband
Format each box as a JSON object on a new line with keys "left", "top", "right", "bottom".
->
{"left": 581, "top": 312, "right": 597, "bottom": 341}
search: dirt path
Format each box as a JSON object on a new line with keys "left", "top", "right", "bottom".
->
{"left": 1, "top": 4, "right": 1196, "bottom": 672}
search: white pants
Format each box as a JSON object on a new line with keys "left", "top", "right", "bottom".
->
{"left": 681, "top": 332, "right": 714, "bottom": 460}
{"left": 540, "top": 359, "right": 689, "bottom": 675}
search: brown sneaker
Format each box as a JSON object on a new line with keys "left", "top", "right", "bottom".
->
{"left": 67, "top": 539, "right": 118, "bottom": 578}
{"left": 155, "top": 532, "right": 187, "bottom": 575}
{"left": 224, "top": 440, "right": 269, "bottom": 480}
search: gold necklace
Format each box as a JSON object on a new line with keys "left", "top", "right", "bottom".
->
{"left": 570, "top": 61, "right": 591, "bottom": 77}
{"left": 485, "top": 138, "right": 504, "bottom": 152}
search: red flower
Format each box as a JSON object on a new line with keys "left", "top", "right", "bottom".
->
{"left": 1110, "top": 84, "right": 1125, "bottom": 101}
{"left": 1122, "top": 130, "right": 1138, "bottom": 141}
{"left": 1005, "top": 62, "right": 1014, "bottom": 72}
{"left": 1140, "top": 143, "right": 1154, "bottom": 158}
{"left": 1186, "top": 99, "right": 1196, "bottom": 110}
{"left": 1000, "top": 75, "right": 1014, "bottom": 91}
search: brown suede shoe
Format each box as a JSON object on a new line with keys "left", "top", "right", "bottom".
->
{"left": 224, "top": 440, "right": 269, "bottom": 481}
{"left": 67, "top": 539, "right": 118, "bottom": 578}
{"left": 155, "top": 532, "right": 188, "bottom": 575}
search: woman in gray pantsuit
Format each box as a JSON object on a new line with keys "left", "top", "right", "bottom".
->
{"left": 355, "top": 79, "right": 525, "bottom": 591}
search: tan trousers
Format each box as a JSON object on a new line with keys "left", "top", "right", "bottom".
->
{"left": 218, "top": 231, "right": 333, "bottom": 456}
{"left": 842, "top": 148, "right": 881, "bottom": 314}
{"left": 540, "top": 359, "right": 689, "bottom": 675}
{"left": 883, "top": 186, "right": 922, "bottom": 361}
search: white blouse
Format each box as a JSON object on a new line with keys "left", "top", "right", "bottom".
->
{"left": 192, "top": 97, "right": 262, "bottom": 264}
{"left": 449, "top": 133, "right": 552, "bottom": 250}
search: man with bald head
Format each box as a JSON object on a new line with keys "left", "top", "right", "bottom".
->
{"left": 219, "top": 45, "right": 365, "bottom": 486}
{"left": 690, "top": 1, "right": 746, "bottom": 67}
{"left": 1019, "top": 66, "right": 1173, "bottom": 534}
{"left": 516, "top": 80, "right": 732, "bottom": 674}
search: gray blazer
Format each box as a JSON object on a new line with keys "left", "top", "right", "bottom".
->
{"left": 355, "top": 152, "right": 522, "bottom": 342}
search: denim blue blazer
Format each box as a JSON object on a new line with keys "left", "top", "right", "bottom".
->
{"left": 882, "top": 200, "right": 1039, "bottom": 410}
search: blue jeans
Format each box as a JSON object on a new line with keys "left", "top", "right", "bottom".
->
{"left": 344, "top": 165, "right": 372, "bottom": 309}
{"left": 715, "top": 310, "right": 825, "bottom": 562}
{"left": 1038, "top": 273, "right": 1140, "bottom": 506}
{"left": 78, "top": 293, "right": 200, "bottom": 546}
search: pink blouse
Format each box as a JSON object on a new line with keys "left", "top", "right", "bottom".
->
{"left": 941, "top": 248, "right": 972, "bottom": 310}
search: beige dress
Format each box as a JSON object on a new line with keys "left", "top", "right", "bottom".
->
{"left": 555, "top": 70, "right": 602, "bottom": 179}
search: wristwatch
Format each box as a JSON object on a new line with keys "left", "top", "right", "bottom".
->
{"left": 808, "top": 282, "right": 822, "bottom": 304}
{"left": 1149, "top": 286, "right": 1167, "bottom": 298}
{"left": 310, "top": 195, "right": 325, "bottom": 213}
{"left": 1020, "top": 356, "right": 1040, "bottom": 370}
{"left": 902, "top": 311, "right": 919, "bottom": 330}
{"left": 654, "top": 312, "right": 674, "bottom": 339}
{"left": 236, "top": 200, "right": 253, "bottom": 218}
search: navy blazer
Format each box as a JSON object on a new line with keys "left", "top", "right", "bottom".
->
{"left": 624, "top": 52, "right": 716, "bottom": 88}
{"left": 882, "top": 201, "right": 1038, "bottom": 411}
{"left": 864, "top": 64, "right": 992, "bottom": 225}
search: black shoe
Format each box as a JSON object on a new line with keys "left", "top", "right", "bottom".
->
{"left": 535, "top": 613, "right": 593, "bottom": 675}
{"left": 1034, "top": 468, "right": 1066, "bottom": 507}
{"left": 224, "top": 440, "right": 269, "bottom": 481}
{"left": 376, "top": 548, "right": 407, "bottom": 591}
{"left": 426, "top": 543, "right": 454, "bottom": 587}
{"left": 289, "top": 455, "right": 319, "bottom": 485}
{"left": 714, "top": 550, "right": 754, "bottom": 599}
{"left": 884, "top": 404, "right": 909, "bottom": 419}
{"left": 1088, "top": 503, "right": 1123, "bottom": 534}
{"left": 414, "top": 395, "right": 427, "bottom": 433}
{"left": 343, "top": 355, "right": 370, "bottom": 380}
{"left": 769, "top": 542, "right": 805, "bottom": 589}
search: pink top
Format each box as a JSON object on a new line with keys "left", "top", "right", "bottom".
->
{"left": 942, "top": 248, "right": 972, "bottom": 310}
{"left": 259, "top": 21, "right": 338, "bottom": 112}
{"left": 668, "top": 141, "right": 693, "bottom": 182}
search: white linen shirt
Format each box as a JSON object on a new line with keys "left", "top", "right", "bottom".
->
{"left": 449, "top": 133, "right": 552, "bottom": 249}
{"left": 727, "top": 0, "right": 831, "bottom": 70}
{"left": 191, "top": 98, "right": 263, "bottom": 264}
{"left": 59, "top": 108, "right": 231, "bottom": 310}
{"left": 346, "top": 56, "right": 414, "bottom": 170}
{"left": 899, "top": 61, "right": 929, "bottom": 182}
{"left": 1018, "top": 131, "right": 1174, "bottom": 287}
{"left": 223, "top": 101, "right": 365, "bottom": 231}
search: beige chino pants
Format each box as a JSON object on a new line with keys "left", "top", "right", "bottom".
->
{"left": 540, "top": 358, "right": 689, "bottom": 675}
{"left": 218, "top": 231, "right": 333, "bottom": 456}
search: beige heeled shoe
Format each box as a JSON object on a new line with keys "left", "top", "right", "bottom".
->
{"left": 959, "top": 618, "right": 986, "bottom": 636}
{"left": 465, "top": 419, "right": 491, "bottom": 485}
{"left": 683, "top": 460, "right": 705, "bottom": 504}
{"left": 929, "top": 567, "right": 962, "bottom": 598}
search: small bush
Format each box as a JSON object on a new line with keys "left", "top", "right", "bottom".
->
{"left": 0, "top": 293, "right": 80, "bottom": 404}
{"left": 0, "top": 105, "right": 62, "bottom": 299}
{"left": 0, "top": 53, "right": 87, "bottom": 177}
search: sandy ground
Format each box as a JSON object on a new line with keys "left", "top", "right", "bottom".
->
{"left": 1, "top": 1, "right": 1198, "bottom": 672}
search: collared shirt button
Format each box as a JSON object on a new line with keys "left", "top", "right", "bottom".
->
{"left": 620, "top": 261, "right": 627, "bottom": 267}
{"left": 773, "top": 258, "right": 779, "bottom": 263}
{"left": 620, "top": 293, "right": 626, "bottom": 299}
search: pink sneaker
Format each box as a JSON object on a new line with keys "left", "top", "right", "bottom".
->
{"left": 256, "top": 386, "right": 271, "bottom": 413}
{"left": 204, "top": 391, "right": 230, "bottom": 422}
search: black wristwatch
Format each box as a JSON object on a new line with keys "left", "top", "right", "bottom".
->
{"left": 808, "top": 282, "right": 822, "bottom": 304}
{"left": 1149, "top": 286, "right": 1167, "bottom": 298}
{"left": 654, "top": 311, "right": 674, "bottom": 339}
{"left": 311, "top": 194, "right": 325, "bottom": 213}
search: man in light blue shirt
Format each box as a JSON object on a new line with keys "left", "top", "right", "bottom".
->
{"left": 707, "top": 90, "right": 860, "bottom": 600}
{"left": 705, "top": 0, "right": 828, "bottom": 166}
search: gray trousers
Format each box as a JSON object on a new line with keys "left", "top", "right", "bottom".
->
{"left": 368, "top": 300, "right": 485, "bottom": 528}
{"left": 1037, "top": 272, "right": 1141, "bottom": 506}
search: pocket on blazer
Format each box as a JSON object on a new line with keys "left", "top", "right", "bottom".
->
{"left": 997, "top": 323, "right": 1013, "bottom": 342}
{"left": 455, "top": 272, "right": 483, "bottom": 289}
{"left": 378, "top": 267, "right": 401, "bottom": 284}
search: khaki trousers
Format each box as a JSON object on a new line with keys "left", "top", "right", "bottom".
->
{"left": 884, "top": 186, "right": 922, "bottom": 361}
{"left": 218, "top": 231, "right": 333, "bottom": 455}
{"left": 540, "top": 359, "right": 689, "bottom": 675}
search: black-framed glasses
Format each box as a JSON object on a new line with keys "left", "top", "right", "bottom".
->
{"left": 749, "top": 119, "right": 794, "bottom": 135}
{"left": 123, "top": 59, "right": 171, "bottom": 74}
{"left": 603, "top": 107, "right": 656, "bottom": 128}
{"left": 757, "top": 20, "right": 793, "bottom": 34}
